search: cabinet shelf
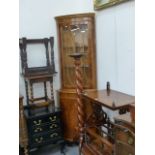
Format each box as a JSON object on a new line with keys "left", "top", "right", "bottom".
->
{"left": 65, "top": 64, "right": 89, "bottom": 68}
{"left": 63, "top": 46, "right": 88, "bottom": 51}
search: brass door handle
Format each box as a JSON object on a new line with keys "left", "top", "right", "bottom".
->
{"left": 50, "top": 133, "right": 58, "bottom": 138}
{"left": 33, "top": 120, "right": 42, "bottom": 125}
{"left": 35, "top": 137, "right": 43, "bottom": 143}
{"left": 49, "top": 116, "right": 57, "bottom": 122}
{"left": 50, "top": 124, "right": 58, "bottom": 129}
{"left": 34, "top": 127, "right": 43, "bottom": 132}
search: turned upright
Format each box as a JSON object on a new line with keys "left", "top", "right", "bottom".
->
{"left": 69, "top": 53, "right": 84, "bottom": 154}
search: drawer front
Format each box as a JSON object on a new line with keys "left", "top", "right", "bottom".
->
{"left": 31, "top": 122, "right": 61, "bottom": 135}
{"left": 30, "top": 130, "right": 63, "bottom": 146}
{"left": 48, "top": 115, "right": 59, "bottom": 123}
{"left": 29, "top": 113, "right": 60, "bottom": 126}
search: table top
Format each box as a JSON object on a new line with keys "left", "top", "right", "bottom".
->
{"left": 82, "top": 89, "right": 135, "bottom": 110}
{"left": 24, "top": 104, "right": 61, "bottom": 118}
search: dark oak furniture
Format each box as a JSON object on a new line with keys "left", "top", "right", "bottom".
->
{"left": 19, "top": 37, "right": 56, "bottom": 107}
{"left": 24, "top": 105, "right": 65, "bottom": 153}
{"left": 19, "top": 37, "right": 56, "bottom": 78}
{"left": 55, "top": 13, "right": 97, "bottom": 142}
{"left": 19, "top": 37, "right": 65, "bottom": 154}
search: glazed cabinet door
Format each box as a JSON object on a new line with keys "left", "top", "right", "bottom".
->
{"left": 55, "top": 13, "right": 96, "bottom": 89}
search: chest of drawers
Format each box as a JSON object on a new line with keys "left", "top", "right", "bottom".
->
{"left": 24, "top": 105, "right": 64, "bottom": 152}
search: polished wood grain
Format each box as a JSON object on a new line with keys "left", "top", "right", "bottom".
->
{"left": 55, "top": 13, "right": 95, "bottom": 20}
{"left": 114, "top": 123, "right": 135, "bottom": 155}
{"left": 19, "top": 96, "right": 29, "bottom": 155}
{"left": 58, "top": 89, "right": 78, "bottom": 141}
{"left": 55, "top": 13, "right": 97, "bottom": 142}
{"left": 69, "top": 53, "right": 84, "bottom": 153}
{"left": 114, "top": 107, "right": 135, "bottom": 155}
{"left": 81, "top": 90, "right": 135, "bottom": 155}
{"left": 55, "top": 13, "right": 96, "bottom": 89}
{"left": 129, "top": 103, "right": 135, "bottom": 123}
{"left": 58, "top": 89, "right": 96, "bottom": 142}
{"left": 82, "top": 90, "right": 135, "bottom": 110}
{"left": 81, "top": 127, "right": 113, "bottom": 155}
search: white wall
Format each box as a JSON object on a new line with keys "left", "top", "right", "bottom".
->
{"left": 19, "top": 0, "right": 135, "bottom": 105}
{"left": 96, "top": 2, "right": 135, "bottom": 95}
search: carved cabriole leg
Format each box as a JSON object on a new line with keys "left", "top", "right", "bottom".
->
{"left": 69, "top": 53, "right": 84, "bottom": 155}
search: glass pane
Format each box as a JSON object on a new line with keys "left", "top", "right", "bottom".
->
{"left": 61, "top": 23, "right": 91, "bottom": 88}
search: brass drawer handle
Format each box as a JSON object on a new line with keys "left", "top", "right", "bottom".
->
{"left": 34, "top": 127, "right": 43, "bottom": 132}
{"left": 50, "top": 124, "right": 58, "bottom": 129}
{"left": 33, "top": 120, "right": 42, "bottom": 125}
{"left": 128, "top": 153, "right": 132, "bottom": 155}
{"left": 35, "top": 137, "right": 43, "bottom": 143}
{"left": 128, "top": 137, "right": 134, "bottom": 145}
{"left": 49, "top": 116, "right": 57, "bottom": 122}
{"left": 50, "top": 133, "right": 58, "bottom": 138}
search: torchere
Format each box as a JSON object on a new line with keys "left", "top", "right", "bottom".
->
{"left": 69, "top": 53, "right": 84, "bottom": 155}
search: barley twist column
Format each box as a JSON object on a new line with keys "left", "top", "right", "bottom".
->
{"left": 30, "top": 82, "right": 34, "bottom": 100}
{"left": 44, "top": 81, "right": 47, "bottom": 101}
{"left": 69, "top": 53, "right": 84, "bottom": 155}
{"left": 50, "top": 80, "right": 54, "bottom": 100}
{"left": 24, "top": 80, "right": 29, "bottom": 105}
{"left": 50, "top": 79, "right": 54, "bottom": 106}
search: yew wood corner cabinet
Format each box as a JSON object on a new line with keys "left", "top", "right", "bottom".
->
{"left": 55, "top": 13, "right": 97, "bottom": 142}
